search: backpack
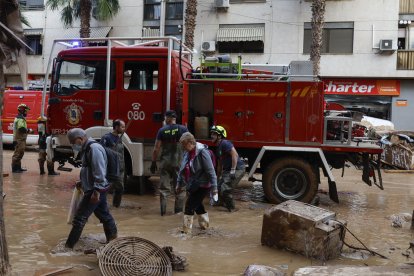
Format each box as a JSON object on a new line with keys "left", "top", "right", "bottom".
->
{"left": 84, "top": 140, "right": 120, "bottom": 183}
{"left": 206, "top": 148, "right": 217, "bottom": 170}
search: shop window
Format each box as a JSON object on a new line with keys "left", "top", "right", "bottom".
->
{"left": 124, "top": 62, "right": 159, "bottom": 91}
{"left": 26, "top": 35, "right": 42, "bottom": 55}
{"left": 19, "top": 0, "right": 44, "bottom": 10}
{"left": 303, "top": 22, "right": 354, "bottom": 54}
{"left": 218, "top": 41, "right": 264, "bottom": 54}
{"left": 144, "top": 0, "right": 161, "bottom": 20}
{"left": 166, "top": 1, "right": 183, "bottom": 20}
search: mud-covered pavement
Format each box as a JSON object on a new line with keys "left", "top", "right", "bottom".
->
{"left": 3, "top": 149, "right": 414, "bottom": 275}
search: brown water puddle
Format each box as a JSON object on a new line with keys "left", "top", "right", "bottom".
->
{"left": 3, "top": 150, "right": 414, "bottom": 275}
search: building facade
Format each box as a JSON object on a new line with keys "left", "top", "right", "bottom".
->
{"left": 7, "top": 0, "right": 414, "bottom": 130}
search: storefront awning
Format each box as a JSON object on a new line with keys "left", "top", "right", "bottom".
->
{"left": 142, "top": 28, "right": 160, "bottom": 37}
{"left": 217, "top": 26, "right": 264, "bottom": 42}
{"left": 62, "top": 26, "right": 112, "bottom": 39}
{"left": 23, "top": 28, "right": 43, "bottom": 36}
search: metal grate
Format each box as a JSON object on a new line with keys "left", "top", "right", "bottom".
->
{"left": 97, "top": 237, "right": 172, "bottom": 276}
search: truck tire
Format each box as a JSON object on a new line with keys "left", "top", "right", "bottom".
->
{"left": 262, "top": 157, "right": 318, "bottom": 204}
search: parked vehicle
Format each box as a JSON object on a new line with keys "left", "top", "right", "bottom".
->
{"left": 1, "top": 90, "right": 48, "bottom": 145}
{"left": 42, "top": 37, "right": 383, "bottom": 202}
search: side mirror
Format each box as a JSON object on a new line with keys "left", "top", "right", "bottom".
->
{"left": 53, "top": 83, "right": 61, "bottom": 93}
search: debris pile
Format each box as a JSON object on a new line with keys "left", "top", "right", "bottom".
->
{"left": 380, "top": 132, "right": 414, "bottom": 170}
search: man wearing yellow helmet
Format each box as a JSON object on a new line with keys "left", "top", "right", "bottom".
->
{"left": 11, "top": 103, "right": 33, "bottom": 173}
{"left": 37, "top": 116, "right": 59, "bottom": 176}
{"left": 210, "top": 125, "right": 245, "bottom": 212}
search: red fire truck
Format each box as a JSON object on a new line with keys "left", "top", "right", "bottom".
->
{"left": 42, "top": 37, "right": 383, "bottom": 203}
{"left": 1, "top": 90, "right": 48, "bottom": 145}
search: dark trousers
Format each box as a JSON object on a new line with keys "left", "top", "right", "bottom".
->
{"left": 66, "top": 190, "right": 117, "bottom": 248}
{"left": 184, "top": 188, "right": 209, "bottom": 216}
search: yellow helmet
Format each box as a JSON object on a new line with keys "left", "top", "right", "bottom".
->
{"left": 210, "top": 125, "right": 227, "bottom": 138}
{"left": 17, "top": 103, "right": 30, "bottom": 110}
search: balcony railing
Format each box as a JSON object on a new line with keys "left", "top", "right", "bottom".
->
{"left": 397, "top": 50, "right": 414, "bottom": 70}
{"left": 400, "top": 0, "right": 414, "bottom": 14}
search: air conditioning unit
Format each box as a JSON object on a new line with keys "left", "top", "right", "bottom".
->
{"left": 379, "top": 39, "right": 394, "bottom": 51}
{"left": 201, "top": 41, "right": 216, "bottom": 52}
{"left": 215, "top": 0, "right": 230, "bottom": 9}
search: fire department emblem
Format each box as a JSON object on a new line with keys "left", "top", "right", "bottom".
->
{"left": 64, "top": 103, "right": 84, "bottom": 125}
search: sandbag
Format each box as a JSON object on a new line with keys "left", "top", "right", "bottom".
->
{"left": 67, "top": 187, "right": 83, "bottom": 224}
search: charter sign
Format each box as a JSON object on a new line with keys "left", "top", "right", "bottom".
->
{"left": 324, "top": 79, "right": 400, "bottom": 96}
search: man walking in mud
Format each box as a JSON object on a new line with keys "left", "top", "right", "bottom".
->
{"left": 100, "top": 119, "right": 126, "bottom": 207}
{"left": 151, "top": 110, "right": 188, "bottom": 216}
{"left": 65, "top": 128, "right": 117, "bottom": 249}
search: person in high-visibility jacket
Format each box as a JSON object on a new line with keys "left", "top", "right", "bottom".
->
{"left": 12, "top": 103, "right": 32, "bottom": 173}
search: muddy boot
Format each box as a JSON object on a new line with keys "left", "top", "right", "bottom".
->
{"left": 12, "top": 165, "right": 23, "bottom": 173}
{"left": 198, "top": 213, "right": 209, "bottom": 230}
{"left": 182, "top": 215, "right": 193, "bottom": 234}
{"left": 65, "top": 226, "right": 84, "bottom": 249}
{"left": 223, "top": 192, "right": 236, "bottom": 212}
{"left": 47, "top": 162, "right": 60, "bottom": 176}
{"left": 103, "top": 224, "right": 118, "bottom": 243}
{"left": 39, "top": 160, "right": 45, "bottom": 175}
{"left": 160, "top": 196, "right": 167, "bottom": 216}
{"left": 174, "top": 194, "right": 185, "bottom": 214}
{"left": 112, "top": 192, "right": 122, "bottom": 208}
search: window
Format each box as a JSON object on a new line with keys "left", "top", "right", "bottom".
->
{"left": 144, "top": 0, "right": 161, "bottom": 20}
{"left": 26, "top": 35, "right": 42, "bottom": 55}
{"left": 19, "top": 0, "right": 44, "bottom": 10}
{"left": 124, "top": 62, "right": 159, "bottom": 91}
{"left": 303, "top": 22, "right": 354, "bottom": 54}
{"left": 55, "top": 60, "right": 115, "bottom": 95}
{"left": 217, "top": 24, "right": 265, "bottom": 54}
{"left": 166, "top": 1, "right": 183, "bottom": 20}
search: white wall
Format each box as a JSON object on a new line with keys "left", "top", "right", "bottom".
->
{"left": 15, "top": 0, "right": 414, "bottom": 82}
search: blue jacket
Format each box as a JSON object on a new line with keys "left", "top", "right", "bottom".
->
{"left": 177, "top": 142, "right": 217, "bottom": 192}
{"left": 80, "top": 139, "right": 109, "bottom": 192}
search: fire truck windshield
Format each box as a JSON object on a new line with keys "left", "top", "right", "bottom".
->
{"left": 54, "top": 60, "right": 115, "bottom": 95}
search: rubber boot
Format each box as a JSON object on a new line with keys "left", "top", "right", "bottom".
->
{"left": 112, "top": 192, "right": 122, "bottom": 208}
{"left": 65, "top": 226, "right": 84, "bottom": 249}
{"left": 39, "top": 160, "right": 45, "bottom": 175}
{"left": 160, "top": 196, "right": 167, "bottom": 216}
{"left": 182, "top": 215, "right": 193, "bottom": 234}
{"left": 103, "top": 224, "right": 118, "bottom": 243}
{"left": 223, "top": 192, "right": 236, "bottom": 212}
{"left": 12, "top": 165, "right": 23, "bottom": 173}
{"left": 174, "top": 193, "right": 185, "bottom": 214}
{"left": 47, "top": 162, "right": 60, "bottom": 176}
{"left": 198, "top": 213, "right": 209, "bottom": 230}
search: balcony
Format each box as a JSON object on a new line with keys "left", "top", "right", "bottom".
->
{"left": 400, "top": 0, "right": 414, "bottom": 14}
{"left": 397, "top": 50, "right": 414, "bottom": 70}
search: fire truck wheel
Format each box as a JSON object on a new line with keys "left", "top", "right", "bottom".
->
{"left": 262, "top": 157, "right": 318, "bottom": 204}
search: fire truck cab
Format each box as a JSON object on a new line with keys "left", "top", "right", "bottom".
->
{"left": 43, "top": 37, "right": 383, "bottom": 203}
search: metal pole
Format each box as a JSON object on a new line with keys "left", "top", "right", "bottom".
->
{"left": 104, "top": 40, "right": 112, "bottom": 126}
{"left": 166, "top": 37, "right": 172, "bottom": 110}
{"left": 41, "top": 41, "right": 56, "bottom": 118}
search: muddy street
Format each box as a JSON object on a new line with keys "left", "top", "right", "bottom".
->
{"left": 2, "top": 149, "right": 414, "bottom": 275}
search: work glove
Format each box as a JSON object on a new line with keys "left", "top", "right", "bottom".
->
{"left": 230, "top": 168, "right": 236, "bottom": 180}
{"left": 150, "top": 161, "right": 158, "bottom": 174}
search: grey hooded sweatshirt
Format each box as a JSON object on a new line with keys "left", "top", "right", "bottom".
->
{"left": 177, "top": 142, "right": 217, "bottom": 192}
